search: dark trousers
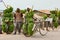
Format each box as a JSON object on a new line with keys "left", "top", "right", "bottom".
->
{"left": 0, "top": 25, "right": 2, "bottom": 34}
{"left": 44, "top": 21, "right": 53, "bottom": 30}
{"left": 14, "top": 22, "right": 23, "bottom": 34}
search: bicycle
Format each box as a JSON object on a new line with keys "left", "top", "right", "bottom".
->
{"left": 32, "top": 18, "right": 48, "bottom": 36}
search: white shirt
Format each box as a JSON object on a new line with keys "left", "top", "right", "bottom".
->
{"left": 45, "top": 17, "right": 53, "bottom": 23}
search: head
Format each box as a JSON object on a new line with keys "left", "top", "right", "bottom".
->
{"left": 16, "top": 8, "right": 20, "bottom": 13}
{"left": 27, "top": 8, "right": 30, "bottom": 12}
{"left": 47, "top": 14, "right": 51, "bottom": 17}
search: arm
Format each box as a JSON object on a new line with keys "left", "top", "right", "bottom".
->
{"left": 21, "top": 13, "right": 23, "bottom": 17}
{"left": 14, "top": 14, "right": 16, "bottom": 19}
{"left": 14, "top": 14, "right": 16, "bottom": 23}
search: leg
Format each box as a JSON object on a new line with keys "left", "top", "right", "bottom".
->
{"left": 18, "top": 22, "right": 23, "bottom": 34}
{"left": 45, "top": 21, "right": 49, "bottom": 31}
{"left": 14, "top": 22, "right": 18, "bottom": 34}
{"left": 51, "top": 22, "right": 54, "bottom": 30}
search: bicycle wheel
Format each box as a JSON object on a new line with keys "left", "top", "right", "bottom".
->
{"left": 39, "top": 27, "right": 48, "bottom": 36}
{"left": 39, "top": 22, "right": 48, "bottom": 36}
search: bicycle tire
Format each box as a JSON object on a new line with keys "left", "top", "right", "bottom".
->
{"left": 39, "top": 28, "right": 48, "bottom": 36}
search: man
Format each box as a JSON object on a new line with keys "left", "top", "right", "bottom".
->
{"left": 23, "top": 8, "right": 34, "bottom": 36}
{"left": 14, "top": 8, "right": 23, "bottom": 34}
{"left": 24, "top": 8, "right": 31, "bottom": 33}
{"left": 45, "top": 14, "right": 53, "bottom": 31}
{"left": 24, "top": 8, "right": 31, "bottom": 25}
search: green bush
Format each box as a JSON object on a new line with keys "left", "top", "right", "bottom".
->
{"left": 50, "top": 11, "right": 59, "bottom": 28}
{"left": 2, "top": 23, "right": 7, "bottom": 32}
{"left": 53, "top": 21, "right": 58, "bottom": 28}
{"left": 43, "top": 14, "right": 47, "bottom": 20}
{"left": 23, "top": 10, "right": 34, "bottom": 37}
{"left": 21, "top": 9, "right": 26, "bottom": 14}
{"left": 2, "top": 6, "right": 14, "bottom": 34}
{"left": 27, "top": 23, "right": 34, "bottom": 36}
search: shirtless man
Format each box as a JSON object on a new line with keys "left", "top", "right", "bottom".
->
{"left": 14, "top": 8, "right": 23, "bottom": 34}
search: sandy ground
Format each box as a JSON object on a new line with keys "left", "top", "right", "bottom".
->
{"left": 0, "top": 28, "right": 60, "bottom": 40}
